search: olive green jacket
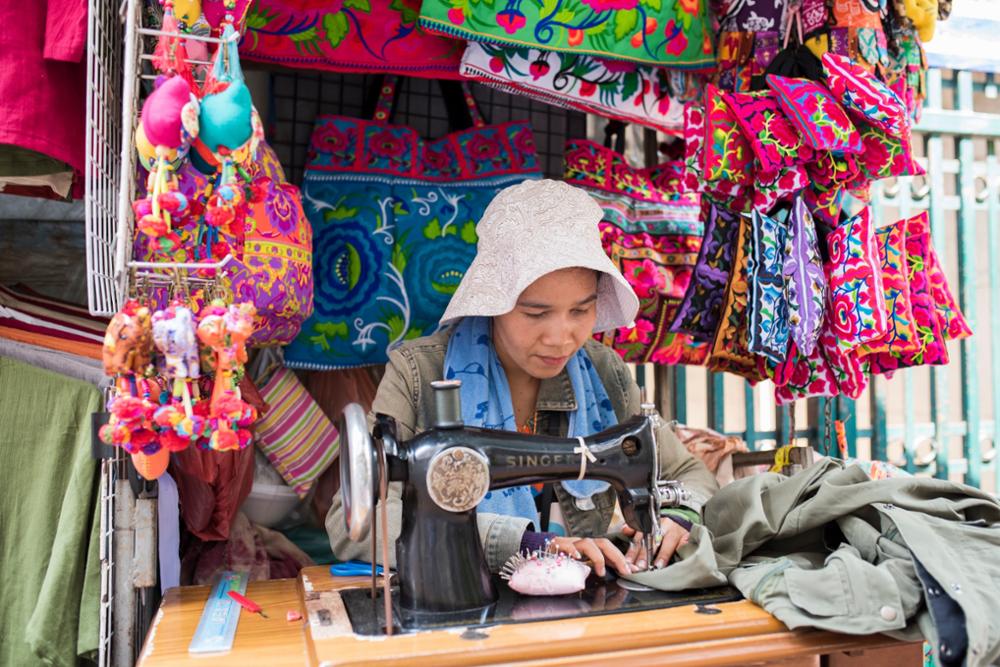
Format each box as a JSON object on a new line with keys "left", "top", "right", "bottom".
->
{"left": 325, "top": 329, "right": 719, "bottom": 573}
{"left": 623, "top": 459, "right": 1000, "bottom": 667}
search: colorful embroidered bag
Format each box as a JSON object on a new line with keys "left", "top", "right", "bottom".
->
{"left": 283, "top": 78, "right": 542, "bottom": 369}
{"left": 765, "top": 75, "right": 862, "bottom": 155}
{"left": 703, "top": 86, "right": 755, "bottom": 186}
{"left": 670, "top": 199, "right": 741, "bottom": 342}
{"left": 708, "top": 214, "right": 764, "bottom": 381}
{"left": 868, "top": 212, "right": 949, "bottom": 373}
{"left": 858, "top": 221, "right": 919, "bottom": 357}
{"left": 783, "top": 197, "right": 826, "bottom": 356}
{"left": 821, "top": 52, "right": 907, "bottom": 135}
{"left": 564, "top": 139, "right": 707, "bottom": 366}
{"left": 722, "top": 90, "right": 813, "bottom": 175}
{"left": 132, "top": 143, "right": 313, "bottom": 347}
{"left": 239, "top": 0, "right": 464, "bottom": 78}
{"left": 926, "top": 246, "right": 972, "bottom": 342}
{"left": 746, "top": 210, "right": 789, "bottom": 364}
{"left": 418, "top": 0, "right": 714, "bottom": 68}
{"left": 460, "top": 42, "right": 700, "bottom": 136}
{"left": 824, "top": 207, "right": 888, "bottom": 352}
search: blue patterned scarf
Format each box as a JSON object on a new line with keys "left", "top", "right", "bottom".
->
{"left": 443, "top": 316, "right": 615, "bottom": 525}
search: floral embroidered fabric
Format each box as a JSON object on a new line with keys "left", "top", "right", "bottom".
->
{"left": 703, "top": 86, "right": 755, "bottom": 185}
{"left": 588, "top": 190, "right": 707, "bottom": 365}
{"left": 240, "top": 0, "right": 464, "bottom": 78}
{"left": 822, "top": 52, "right": 908, "bottom": 135}
{"left": 670, "top": 199, "right": 741, "bottom": 342}
{"left": 754, "top": 163, "right": 810, "bottom": 213}
{"left": 565, "top": 139, "right": 695, "bottom": 204}
{"left": 819, "top": 326, "right": 868, "bottom": 399}
{"left": 775, "top": 339, "right": 839, "bottom": 405}
{"left": 708, "top": 215, "right": 763, "bottom": 380}
{"left": 461, "top": 42, "right": 701, "bottom": 135}
{"left": 869, "top": 213, "right": 949, "bottom": 373}
{"left": 746, "top": 210, "right": 790, "bottom": 364}
{"left": 284, "top": 110, "right": 542, "bottom": 369}
{"left": 783, "top": 197, "right": 827, "bottom": 357}
{"left": 723, "top": 90, "right": 813, "bottom": 175}
{"left": 563, "top": 140, "right": 706, "bottom": 365}
{"left": 856, "top": 124, "right": 921, "bottom": 181}
{"left": 419, "top": 0, "right": 714, "bottom": 67}
{"left": 824, "top": 207, "right": 888, "bottom": 352}
{"left": 683, "top": 103, "right": 706, "bottom": 192}
{"left": 858, "top": 221, "right": 919, "bottom": 357}
{"left": 766, "top": 75, "right": 862, "bottom": 154}
{"left": 926, "top": 245, "right": 973, "bottom": 342}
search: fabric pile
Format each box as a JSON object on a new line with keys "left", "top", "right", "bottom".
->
{"left": 624, "top": 459, "right": 1000, "bottom": 667}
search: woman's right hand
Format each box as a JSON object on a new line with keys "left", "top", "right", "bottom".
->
{"left": 547, "top": 535, "right": 637, "bottom": 577}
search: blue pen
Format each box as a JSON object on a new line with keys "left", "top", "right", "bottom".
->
{"left": 330, "top": 560, "right": 384, "bottom": 577}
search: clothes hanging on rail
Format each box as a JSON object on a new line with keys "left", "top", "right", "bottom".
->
{"left": 0, "top": 357, "right": 101, "bottom": 667}
{"left": 0, "top": 0, "right": 88, "bottom": 199}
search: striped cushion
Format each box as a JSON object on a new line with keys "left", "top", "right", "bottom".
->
{"left": 255, "top": 368, "right": 339, "bottom": 497}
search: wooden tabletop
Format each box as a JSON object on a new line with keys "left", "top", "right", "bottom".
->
{"left": 137, "top": 566, "right": 914, "bottom": 667}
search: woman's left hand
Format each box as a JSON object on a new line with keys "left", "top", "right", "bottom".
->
{"left": 621, "top": 518, "right": 690, "bottom": 570}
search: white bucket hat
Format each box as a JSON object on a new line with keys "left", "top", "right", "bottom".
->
{"left": 440, "top": 179, "right": 639, "bottom": 333}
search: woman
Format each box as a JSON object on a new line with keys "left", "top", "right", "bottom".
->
{"left": 326, "top": 179, "right": 718, "bottom": 577}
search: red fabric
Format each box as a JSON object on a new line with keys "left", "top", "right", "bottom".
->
{"left": 169, "top": 445, "right": 255, "bottom": 542}
{"left": 0, "top": 0, "right": 88, "bottom": 199}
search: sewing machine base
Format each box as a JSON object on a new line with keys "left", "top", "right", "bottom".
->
{"left": 341, "top": 574, "right": 742, "bottom": 636}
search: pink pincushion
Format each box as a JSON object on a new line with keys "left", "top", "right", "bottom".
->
{"left": 501, "top": 553, "right": 591, "bottom": 596}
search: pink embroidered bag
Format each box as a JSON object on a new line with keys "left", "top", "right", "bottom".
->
{"left": 240, "top": 0, "right": 463, "bottom": 79}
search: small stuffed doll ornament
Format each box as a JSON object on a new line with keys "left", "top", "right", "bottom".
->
{"left": 196, "top": 299, "right": 258, "bottom": 450}
{"left": 500, "top": 549, "right": 592, "bottom": 596}
{"left": 133, "top": 75, "right": 200, "bottom": 257}
{"left": 102, "top": 300, "right": 154, "bottom": 376}
{"left": 190, "top": 22, "right": 263, "bottom": 262}
{"left": 902, "top": 0, "right": 938, "bottom": 42}
{"left": 153, "top": 303, "right": 200, "bottom": 418}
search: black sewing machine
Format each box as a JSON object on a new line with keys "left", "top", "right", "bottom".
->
{"left": 338, "top": 379, "right": 700, "bottom": 623}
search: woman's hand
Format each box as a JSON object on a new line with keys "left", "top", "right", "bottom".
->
{"left": 546, "top": 535, "right": 636, "bottom": 577}
{"left": 621, "top": 518, "right": 691, "bottom": 570}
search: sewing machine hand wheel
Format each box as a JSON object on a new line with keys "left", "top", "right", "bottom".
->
{"left": 339, "top": 402, "right": 378, "bottom": 542}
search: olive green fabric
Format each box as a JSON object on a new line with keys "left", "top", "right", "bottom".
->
{"left": 624, "top": 459, "right": 1000, "bottom": 667}
{"left": 325, "top": 328, "right": 719, "bottom": 573}
{"left": 0, "top": 357, "right": 102, "bottom": 666}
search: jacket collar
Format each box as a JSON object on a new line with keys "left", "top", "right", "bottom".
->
{"left": 537, "top": 368, "right": 577, "bottom": 411}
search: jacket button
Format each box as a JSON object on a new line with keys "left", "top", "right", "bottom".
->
{"left": 879, "top": 606, "right": 898, "bottom": 622}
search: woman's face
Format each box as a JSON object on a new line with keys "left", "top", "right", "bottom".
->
{"left": 492, "top": 268, "right": 599, "bottom": 381}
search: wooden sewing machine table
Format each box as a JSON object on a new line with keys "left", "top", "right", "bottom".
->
{"left": 136, "top": 565, "right": 920, "bottom": 666}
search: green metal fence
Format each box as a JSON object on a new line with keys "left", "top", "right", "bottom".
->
{"left": 645, "top": 69, "right": 1000, "bottom": 493}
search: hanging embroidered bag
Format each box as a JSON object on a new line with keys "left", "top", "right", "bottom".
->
{"left": 418, "top": 0, "right": 714, "bottom": 68}
{"left": 239, "top": 0, "right": 464, "bottom": 78}
{"left": 563, "top": 139, "right": 707, "bottom": 365}
{"left": 283, "top": 77, "right": 542, "bottom": 369}
{"left": 460, "top": 42, "right": 701, "bottom": 136}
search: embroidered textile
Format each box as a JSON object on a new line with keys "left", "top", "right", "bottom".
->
{"left": 703, "top": 86, "right": 755, "bottom": 185}
{"left": 239, "top": 0, "right": 464, "bottom": 78}
{"left": 461, "top": 42, "right": 701, "bottom": 135}
{"left": 670, "top": 199, "right": 741, "bottom": 342}
{"left": 723, "top": 90, "right": 813, "bottom": 174}
{"left": 766, "top": 75, "right": 862, "bottom": 154}
{"left": 858, "top": 221, "right": 919, "bottom": 357}
{"left": 747, "top": 210, "right": 790, "bottom": 363}
{"left": 418, "top": 0, "right": 714, "bottom": 67}
{"left": 284, "top": 109, "right": 541, "bottom": 369}
{"left": 783, "top": 197, "right": 827, "bottom": 356}
{"left": 822, "top": 52, "right": 907, "bottom": 135}
{"left": 868, "top": 213, "right": 949, "bottom": 372}
{"left": 824, "top": 207, "right": 888, "bottom": 352}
